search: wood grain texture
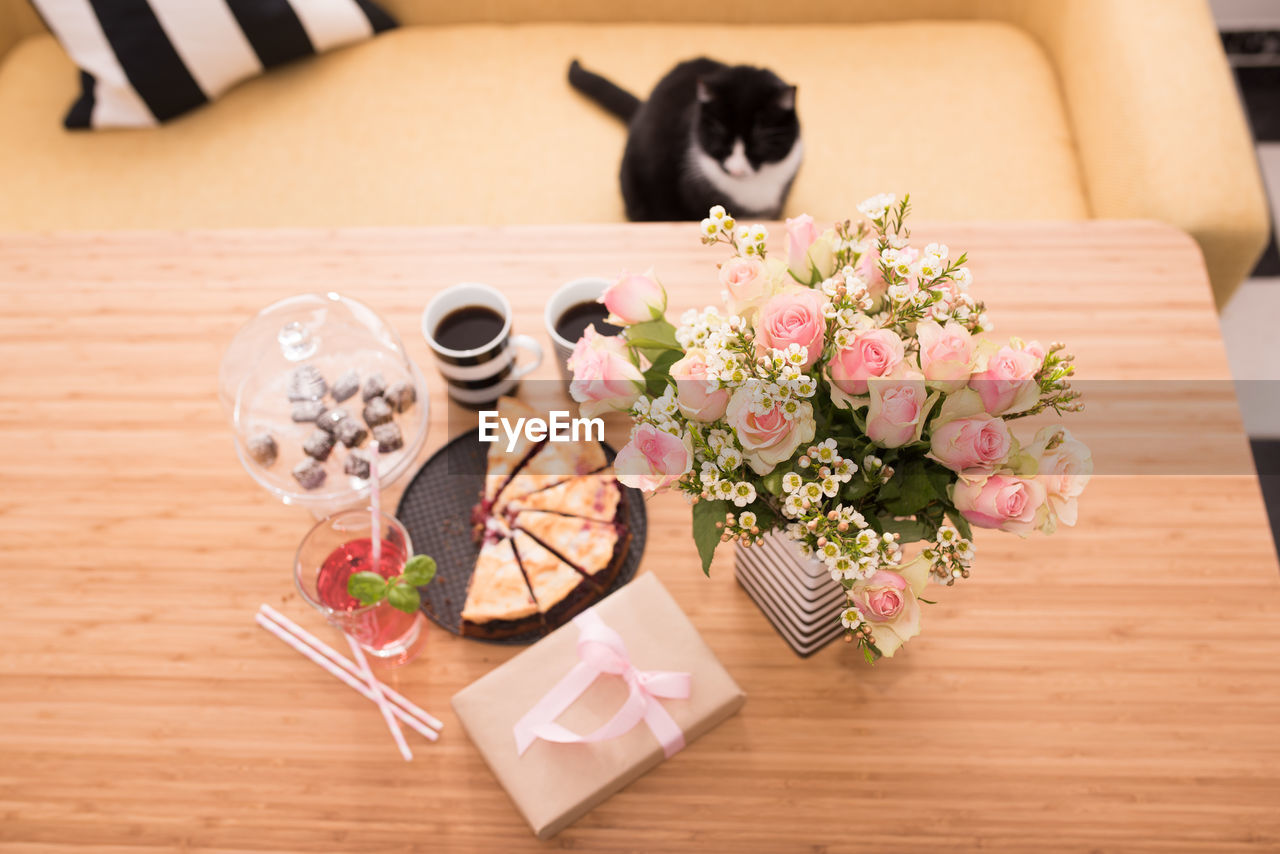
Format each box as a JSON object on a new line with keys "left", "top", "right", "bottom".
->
{"left": 0, "top": 222, "right": 1277, "bottom": 853}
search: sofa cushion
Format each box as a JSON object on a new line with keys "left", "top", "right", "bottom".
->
{"left": 32, "top": 0, "right": 397, "bottom": 129}
{"left": 0, "top": 21, "right": 1088, "bottom": 229}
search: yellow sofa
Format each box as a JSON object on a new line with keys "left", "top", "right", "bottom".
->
{"left": 0, "top": 0, "right": 1267, "bottom": 307}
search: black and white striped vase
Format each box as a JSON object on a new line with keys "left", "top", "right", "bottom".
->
{"left": 735, "top": 530, "right": 846, "bottom": 656}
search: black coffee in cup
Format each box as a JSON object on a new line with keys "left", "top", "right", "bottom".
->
{"left": 422, "top": 283, "right": 544, "bottom": 406}
{"left": 435, "top": 305, "right": 506, "bottom": 352}
{"left": 554, "top": 301, "right": 623, "bottom": 342}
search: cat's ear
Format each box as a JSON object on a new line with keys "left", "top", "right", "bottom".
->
{"left": 777, "top": 85, "right": 797, "bottom": 111}
{"left": 696, "top": 79, "right": 713, "bottom": 104}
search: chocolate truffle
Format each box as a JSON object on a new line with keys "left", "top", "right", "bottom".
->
{"left": 303, "top": 429, "right": 335, "bottom": 461}
{"left": 361, "top": 372, "right": 387, "bottom": 402}
{"left": 292, "top": 458, "right": 326, "bottom": 490}
{"left": 330, "top": 370, "right": 360, "bottom": 403}
{"left": 290, "top": 400, "right": 326, "bottom": 423}
{"left": 336, "top": 419, "right": 368, "bottom": 448}
{"left": 246, "top": 432, "right": 277, "bottom": 467}
{"left": 363, "top": 396, "right": 393, "bottom": 427}
{"left": 372, "top": 422, "right": 403, "bottom": 453}
{"left": 384, "top": 381, "right": 417, "bottom": 413}
{"left": 344, "top": 451, "right": 372, "bottom": 480}
{"left": 315, "top": 408, "right": 349, "bottom": 434}
{"left": 287, "top": 365, "right": 327, "bottom": 402}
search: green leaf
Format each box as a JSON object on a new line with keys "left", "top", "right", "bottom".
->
{"left": 691, "top": 499, "right": 730, "bottom": 576}
{"left": 643, "top": 349, "right": 681, "bottom": 397}
{"left": 348, "top": 571, "right": 389, "bottom": 606}
{"left": 386, "top": 581, "right": 421, "bottom": 614}
{"left": 945, "top": 508, "right": 973, "bottom": 540}
{"left": 761, "top": 469, "right": 784, "bottom": 496}
{"left": 877, "top": 516, "right": 930, "bottom": 542}
{"left": 402, "top": 555, "right": 437, "bottom": 587}
{"left": 841, "top": 477, "right": 875, "bottom": 502}
{"left": 625, "top": 319, "right": 680, "bottom": 351}
{"left": 882, "top": 458, "right": 936, "bottom": 516}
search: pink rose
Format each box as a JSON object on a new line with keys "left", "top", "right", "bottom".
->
{"left": 599, "top": 270, "right": 666, "bottom": 326}
{"left": 786, "top": 214, "right": 820, "bottom": 274}
{"left": 970, "top": 339, "right": 1045, "bottom": 415}
{"left": 725, "top": 388, "right": 816, "bottom": 475}
{"left": 669, "top": 348, "right": 730, "bottom": 423}
{"left": 854, "top": 246, "right": 889, "bottom": 303}
{"left": 718, "top": 256, "right": 768, "bottom": 314}
{"left": 951, "top": 475, "right": 1048, "bottom": 536}
{"left": 1030, "top": 425, "right": 1092, "bottom": 527}
{"left": 928, "top": 415, "right": 1012, "bottom": 478}
{"left": 827, "top": 328, "right": 905, "bottom": 402}
{"left": 866, "top": 372, "right": 934, "bottom": 448}
{"left": 615, "top": 424, "right": 692, "bottom": 492}
{"left": 849, "top": 555, "right": 929, "bottom": 658}
{"left": 754, "top": 288, "right": 827, "bottom": 369}
{"left": 568, "top": 325, "right": 645, "bottom": 417}
{"left": 916, "top": 320, "right": 974, "bottom": 391}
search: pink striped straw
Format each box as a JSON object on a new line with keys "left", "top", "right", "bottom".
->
{"left": 258, "top": 603, "right": 443, "bottom": 730}
{"left": 346, "top": 634, "right": 412, "bottom": 761}
{"left": 369, "top": 439, "right": 382, "bottom": 569}
{"left": 254, "top": 612, "right": 438, "bottom": 742}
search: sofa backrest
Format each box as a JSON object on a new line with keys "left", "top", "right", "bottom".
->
{"left": 377, "top": 0, "right": 1027, "bottom": 26}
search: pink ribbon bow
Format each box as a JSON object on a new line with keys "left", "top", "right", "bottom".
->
{"left": 513, "top": 609, "right": 691, "bottom": 758}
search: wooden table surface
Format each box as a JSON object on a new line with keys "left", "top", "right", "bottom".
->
{"left": 2, "top": 222, "right": 1278, "bottom": 853}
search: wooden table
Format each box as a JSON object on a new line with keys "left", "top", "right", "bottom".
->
{"left": 2, "top": 223, "right": 1278, "bottom": 853}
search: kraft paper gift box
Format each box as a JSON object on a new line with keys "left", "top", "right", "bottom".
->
{"left": 451, "top": 572, "right": 746, "bottom": 840}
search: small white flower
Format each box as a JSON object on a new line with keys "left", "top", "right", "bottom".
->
{"left": 700, "top": 218, "right": 719, "bottom": 238}
{"left": 738, "top": 510, "right": 757, "bottom": 529}
{"left": 782, "top": 472, "right": 803, "bottom": 493}
{"left": 709, "top": 204, "right": 727, "bottom": 221}
{"left": 731, "top": 482, "right": 757, "bottom": 507}
{"left": 749, "top": 224, "right": 769, "bottom": 244}
{"left": 717, "top": 447, "right": 743, "bottom": 470}
{"left": 801, "top": 482, "right": 824, "bottom": 503}
{"left": 857, "top": 193, "right": 896, "bottom": 221}
{"left": 840, "top": 607, "right": 864, "bottom": 630}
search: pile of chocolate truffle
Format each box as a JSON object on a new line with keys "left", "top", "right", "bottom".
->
{"left": 245, "top": 365, "right": 417, "bottom": 491}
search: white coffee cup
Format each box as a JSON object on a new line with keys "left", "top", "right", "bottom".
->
{"left": 422, "top": 283, "right": 543, "bottom": 405}
{"left": 544, "top": 277, "right": 614, "bottom": 383}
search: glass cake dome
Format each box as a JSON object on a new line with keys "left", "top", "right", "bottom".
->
{"left": 218, "top": 292, "right": 429, "bottom": 514}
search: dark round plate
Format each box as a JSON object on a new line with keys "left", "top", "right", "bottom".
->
{"left": 395, "top": 430, "right": 648, "bottom": 645}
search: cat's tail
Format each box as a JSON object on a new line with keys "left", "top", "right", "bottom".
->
{"left": 568, "top": 59, "right": 640, "bottom": 123}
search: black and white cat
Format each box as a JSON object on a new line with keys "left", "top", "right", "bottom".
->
{"left": 568, "top": 57, "right": 802, "bottom": 221}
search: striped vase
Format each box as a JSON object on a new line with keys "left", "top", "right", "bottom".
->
{"left": 734, "top": 530, "right": 846, "bottom": 656}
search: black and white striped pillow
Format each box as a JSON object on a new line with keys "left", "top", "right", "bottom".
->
{"left": 31, "top": 0, "right": 397, "bottom": 129}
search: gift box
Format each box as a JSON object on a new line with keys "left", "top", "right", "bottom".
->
{"left": 451, "top": 572, "right": 746, "bottom": 839}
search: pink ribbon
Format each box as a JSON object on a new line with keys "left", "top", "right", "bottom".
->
{"left": 513, "top": 609, "right": 691, "bottom": 759}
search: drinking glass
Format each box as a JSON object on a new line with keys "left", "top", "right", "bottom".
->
{"left": 294, "top": 509, "right": 426, "bottom": 664}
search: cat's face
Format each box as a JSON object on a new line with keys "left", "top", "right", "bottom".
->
{"left": 694, "top": 67, "right": 799, "bottom": 177}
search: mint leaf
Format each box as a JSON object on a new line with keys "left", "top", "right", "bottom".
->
{"left": 402, "top": 555, "right": 437, "bottom": 587}
{"left": 387, "top": 581, "right": 421, "bottom": 614}
{"left": 691, "top": 499, "right": 730, "bottom": 576}
{"left": 348, "top": 571, "right": 389, "bottom": 606}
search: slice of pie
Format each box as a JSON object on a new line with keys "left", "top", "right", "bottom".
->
{"left": 506, "top": 471, "right": 621, "bottom": 523}
{"left": 514, "top": 509, "right": 630, "bottom": 593}
{"left": 481, "top": 396, "right": 541, "bottom": 503}
{"left": 460, "top": 534, "right": 541, "bottom": 639}
{"left": 511, "top": 530, "right": 597, "bottom": 626}
{"left": 491, "top": 439, "right": 608, "bottom": 518}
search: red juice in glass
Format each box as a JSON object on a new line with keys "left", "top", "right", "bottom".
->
{"left": 295, "top": 510, "right": 426, "bottom": 663}
{"left": 315, "top": 536, "right": 417, "bottom": 651}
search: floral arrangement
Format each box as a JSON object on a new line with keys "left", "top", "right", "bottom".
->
{"left": 567, "top": 195, "right": 1092, "bottom": 661}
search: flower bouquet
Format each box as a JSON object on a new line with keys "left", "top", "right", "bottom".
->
{"left": 567, "top": 194, "right": 1091, "bottom": 661}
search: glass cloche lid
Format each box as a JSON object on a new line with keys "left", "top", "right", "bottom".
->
{"left": 218, "top": 292, "right": 429, "bottom": 512}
